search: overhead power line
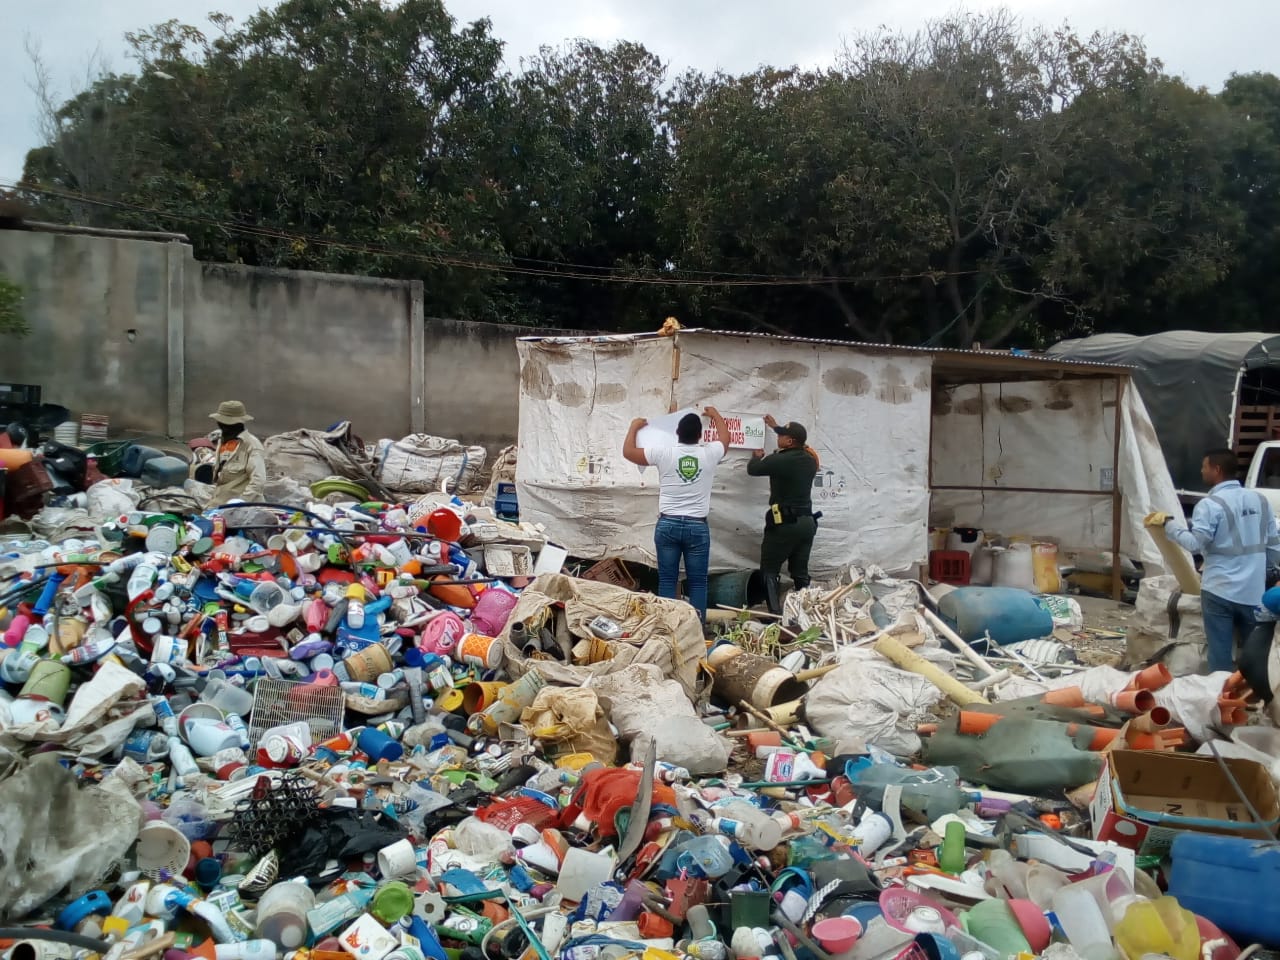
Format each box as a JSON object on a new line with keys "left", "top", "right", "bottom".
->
{"left": 2, "top": 179, "right": 977, "bottom": 289}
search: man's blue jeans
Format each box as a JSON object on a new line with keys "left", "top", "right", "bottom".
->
{"left": 655, "top": 516, "right": 711, "bottom": 620}
{"left": 1201, "top": 589, "right": 1258, "bottom": 673}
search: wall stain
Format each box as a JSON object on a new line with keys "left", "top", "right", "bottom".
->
{"left": 997, "top": 395, "right": 1034, "bottom": 414}
{"left": 1044, "top": 384, "right": 1075, "bottom": 410}
{"left": 553, "top": 382, "right": 588, "bottom": 407}
{"left": 914, "top": 370, "right": 932, "bottom": 390}
{"left": 876, "top": 364, "right": 913, "bottom": 405}
{"left": 955, "top": 396, "right": 984, "bottom": 416}
{"left": 595, "top": 383, "right": 627, "bottom": 404}
{"left": 521, "top": 357, "right": 554, "bottom": 400}
{"left": 823, "top": 367, "right": 871, "bottom": 396}
{"left": 755, "top": 361, "right": 809, "bottom": 381}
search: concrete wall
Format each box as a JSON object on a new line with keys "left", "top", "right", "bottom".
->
{"left": 424, "top": 317, "right": 578, "bottom": 452}
{"left": 0, "top": 230, "right": 181, "bottom": 437}
{"left": 187, "top": 263, "right": 423, "bottom": 440}
{"left": 0, "top": 227, "right": 544, "bottom": 452}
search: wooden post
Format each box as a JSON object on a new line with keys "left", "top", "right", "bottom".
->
{"left": 1111, "top": 377, "right": 1126, "bottom": 601}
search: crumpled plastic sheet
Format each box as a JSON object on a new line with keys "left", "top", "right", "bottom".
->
{"left": 805, "top": 645, "right": 950, "bottom": 757}
{"left": 0, "top": 659, "right": 151, "bottom": 757}
{"left": 0, "top": 755, "right": 142, "bottom": 920}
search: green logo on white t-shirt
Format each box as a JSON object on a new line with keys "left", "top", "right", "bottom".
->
{"left": 677, "top": 455, "right": 701, "bottom": 482}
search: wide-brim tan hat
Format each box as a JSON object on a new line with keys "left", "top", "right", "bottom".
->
{"left": 209, "top": 400, "right": 255, "bottom": 424}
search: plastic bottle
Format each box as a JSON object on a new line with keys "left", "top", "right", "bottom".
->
{"left": 712, "top": 800, "right": 783, "bottom": 851}
{"left": 851, "top": 765, "right": 980, "bottom": 823}
{"left": 127, "top": 562, "right": 159, "bottom": 601}
{"left": 256, "top": 881, "right": 316, "bottom": 949}
{"left": 345, "top": 584, "right": 366, "bottom": 629}
{"left": 938, "top": 820, "right": 968, "bottom": 874}
{"left": 215, "top": 941, "right": 278, "bottom": 960}
{"left": 168, "top": 737, "right": 200, "bottom": 779}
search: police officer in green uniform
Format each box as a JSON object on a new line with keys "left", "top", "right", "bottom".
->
{"left": 747, "top": 415, "right": 820, "bottom": 614}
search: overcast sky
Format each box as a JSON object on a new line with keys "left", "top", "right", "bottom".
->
{"left": 2, "top": 0, "right": 1277, "bottom": 183}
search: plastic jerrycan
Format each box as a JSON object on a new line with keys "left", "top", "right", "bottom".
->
{"left": 1113, "top": 897, "right": 1199, "bottom": 960}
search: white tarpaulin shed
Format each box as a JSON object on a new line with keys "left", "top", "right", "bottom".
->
{"left": 516, "top": 329, "right": 1180, "bottom": 586}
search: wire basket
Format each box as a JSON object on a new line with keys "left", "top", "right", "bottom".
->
{"left": 248, "top": 679, "right": 346, "bottom": 747}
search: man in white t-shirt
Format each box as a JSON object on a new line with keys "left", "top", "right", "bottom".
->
{"left": 623, "top": 406, "right": 730, "bottom": 621}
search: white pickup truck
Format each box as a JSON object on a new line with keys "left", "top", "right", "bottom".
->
{"left": 1244, "top": 441, "right": 1280, "bottom": 513}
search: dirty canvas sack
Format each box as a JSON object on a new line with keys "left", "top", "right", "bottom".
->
{"left": 589, "top": 664, "right": 731, "bottom": 775}
{"left": 805, "top": 646, "right": 948, "bottom": 757}
{"left": 520, "top": 687, "right": 618, "bottom": 765}
{"left": 1128, "top": 574, "right": 1205, "bottom": 675}
{"left": 375, "top": 434, "right": 488, "bottom": 495}
{"left": 499, "top": 574, "right": 704, "bottom": 698}
{"left": 264, "top": 421, "right": 383, "bottom": 493}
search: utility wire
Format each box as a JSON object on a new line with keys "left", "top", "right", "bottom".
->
{"left": 3, "top": 179, "right": 981, "bottom": 290}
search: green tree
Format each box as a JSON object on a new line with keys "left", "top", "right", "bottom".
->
{"left": 24, "top": 0, "right": 512, "bottom": 319}
{"left": 496, "top": 40, "right": 675, "bottom": 329}
{"left": 0, "top": 276, "right": 28, "bottom": 338}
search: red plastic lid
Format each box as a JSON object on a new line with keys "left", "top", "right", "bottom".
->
{"left": 426, "top": 509, "right": 462, "bottom": 542}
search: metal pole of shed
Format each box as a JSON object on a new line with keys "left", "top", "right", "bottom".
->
{"left": 1111, "top": 376, "right": 1126, "bottom": 601}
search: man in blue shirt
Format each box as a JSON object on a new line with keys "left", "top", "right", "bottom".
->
{"left": 1164, "top": 449, "right": 1280, "bottom": 673}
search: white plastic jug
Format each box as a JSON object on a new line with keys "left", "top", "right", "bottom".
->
{"left": 994, "top": 542, "right": 1036, "bottom": 591}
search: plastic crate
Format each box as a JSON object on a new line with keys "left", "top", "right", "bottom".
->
{"left": 0, "top": 383, "right": 41, "bottom": 408}
{"left": 580, "top": 557, "right": 637, "bottom": 590}
{"left": 929, "top": 549, "right": 971, "bottom": 585}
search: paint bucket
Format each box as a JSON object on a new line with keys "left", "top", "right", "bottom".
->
{"left": 19, "top": 659, "right": 72, "bottom": 706}
{"left": 707, "top": 644, "right": 807, "bottom": 709}
{"left": 341, "top": 643, "right": 393, "bottom": 683}
{"left": 457, "top": 633, "right": 503, "bottom": 670}
{"left": 462, "top": 681, "right": 509, "bottom": 715}
{"left": 475, "top": 670, "right": 546, "bottom": 733}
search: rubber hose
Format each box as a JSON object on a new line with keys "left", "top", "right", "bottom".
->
{"left": 0, "top": 928, "right": 112, "bottom": 952}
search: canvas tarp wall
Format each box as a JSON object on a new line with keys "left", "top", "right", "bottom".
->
{"left": 1048, "top": 332, "right": 1280, "bottom": 493}
{"left": 931, "top": 378, "right": 1179, "bottom": 572}
{"left": 516, "top": 331, "right": 1179, "bottom": 578}
{"left": 515, "top": 332, "right": 932, "bottom": 577}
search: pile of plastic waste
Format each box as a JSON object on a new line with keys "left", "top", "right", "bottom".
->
{"left": 1, "top": 496, "right": 1279, "bottom": 960}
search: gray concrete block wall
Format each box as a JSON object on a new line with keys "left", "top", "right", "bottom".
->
{"left": 185, "top": 263, "right": 422, "bottom": 441}
{"left": 0, "top": 227, "right": 545, "bottom": 452}
{"left": 0, "top": 230, "right": 175, "bottom": 438}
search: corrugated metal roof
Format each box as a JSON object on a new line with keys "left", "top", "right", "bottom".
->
{"left": 518, "top": 327, "right": 1134, "bottom": 375}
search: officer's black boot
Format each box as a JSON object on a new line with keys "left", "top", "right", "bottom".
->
{"left": 763, "top": 573, "right": 783, "bottom": 615}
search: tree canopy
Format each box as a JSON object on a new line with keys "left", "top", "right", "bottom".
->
{"left": 18, "top": 1, "right": 1280, "bottom": 346}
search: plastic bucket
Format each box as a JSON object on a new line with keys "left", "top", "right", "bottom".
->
{"left": 457, "top": 633, "right": 503, "bottom": 670}
{"left": 342, "top": 644, "right": 393, "bottom": 682}
{"left": 707, "top": 570, "right": 766, "bottom": 609}
{"left": 462, "top": 681, "right": 509, "bottom": 714}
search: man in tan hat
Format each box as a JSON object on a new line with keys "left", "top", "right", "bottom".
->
{"left": 202, "top": 400, "right": 266, "bottom": 505}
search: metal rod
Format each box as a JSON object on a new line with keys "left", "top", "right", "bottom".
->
{"left": 929, "top": 484, "right": 1112, "bottom": 496}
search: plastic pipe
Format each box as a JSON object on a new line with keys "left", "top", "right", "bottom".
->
{"left": 1125, "top": 663, "right": 1173, "bottom": 692}
{"left": 873, "top": 634, "right": 990, "bottom": 706}
{"left": 920, "top": 606, "right": 1000, "bottom": 678}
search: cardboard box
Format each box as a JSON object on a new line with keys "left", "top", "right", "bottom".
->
{"left": 1091, "top": 750, "right": 1280, "bottom": 857}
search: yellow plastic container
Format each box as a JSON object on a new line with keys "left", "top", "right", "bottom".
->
{"left": 1032, "top": 542, "right": 1062, "bottom": 594}
{"left": 1114, "top": 897, "right": 1200, "bottom": 960}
